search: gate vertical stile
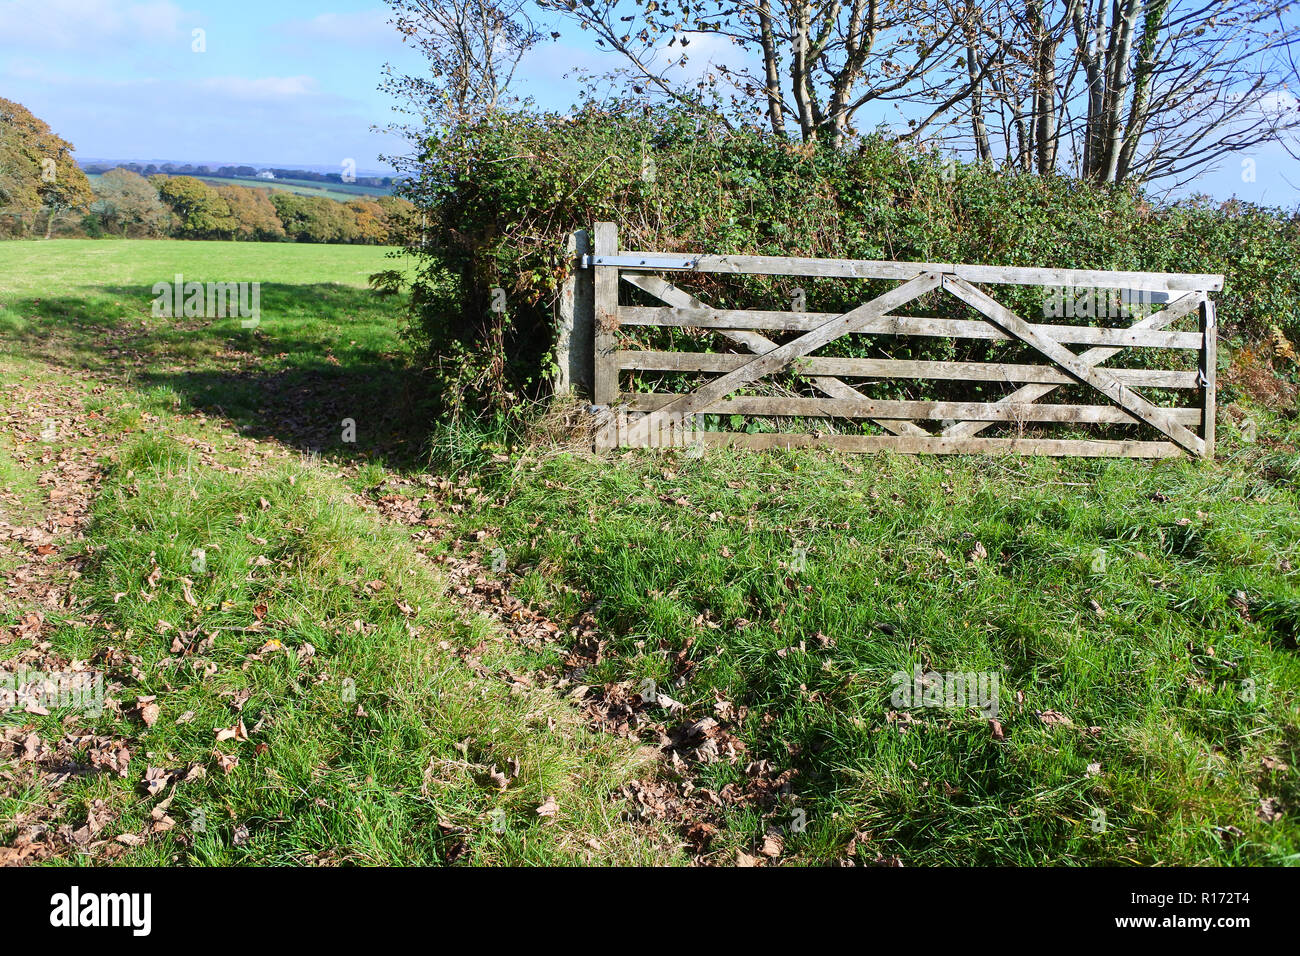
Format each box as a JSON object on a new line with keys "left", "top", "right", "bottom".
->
{"left": 555, "top": 228, "right": 593, "bottom": 398}
{"left": 1200, "top": 297, "right": 1217, "bottom": 460}
{"left": 593, "top": 222, "right": 620, "bottom": 449}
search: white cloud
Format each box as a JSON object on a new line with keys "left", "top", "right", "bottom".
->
{"left": 1256, "top": 89, "right": 1299, "bottom": 118}
{"left": 651, "top": 31, "right": 752, "bottom": 83}
{"left": 274, "top": 8, "right": 405, "bottom": 51}
{"left": 0, "top": 0, "right": 193, "bottom": 50}
{"left": 7, "top": 66, "right": 397, "bottom": 166}
{"left": 198, "top": 75, "right": 320, "bottom": 101}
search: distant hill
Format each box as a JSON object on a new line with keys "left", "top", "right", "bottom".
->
{"left": 78, "top": 158, "right": 396, "bottom": 177}
{"left": 78, "top": 159, "right": 402, "bottom": 197}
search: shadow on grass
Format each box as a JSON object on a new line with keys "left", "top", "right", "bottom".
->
{"left": 0, "top": 282, "right": 439, "bottom": 471}
{"left": 145, "top": 361, "right": 437, "bottom": 470}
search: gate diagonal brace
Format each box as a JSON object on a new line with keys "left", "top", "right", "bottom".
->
{"left": 620, "top": 274, "right": 930, "bottom": 438}
{"left": 940, "top": 292, "right": 1203, "bottom": 439}
{"left": 622, "top": 273, "right": 943, "bottom": 449}
{"left": 941, "top": 276, "right": 1205, "bottom": 457}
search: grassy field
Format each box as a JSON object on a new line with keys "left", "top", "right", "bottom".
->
{"left": 1, "top": 238, "right": 1297, "bottom": 866}
{"left": 443, "top": 436, "right": 1300, "bottom": 864}
{"left": 0, "top": 239, "right": 400, "bottom": 292}
{"left": 192, "top": 176, "right": 391, "bottom": 203}
{"left": 0, "top": 239, "right": 425, "bottom": 465}
{"left": 0, "top": 239, "right": 678, "bottom": 864}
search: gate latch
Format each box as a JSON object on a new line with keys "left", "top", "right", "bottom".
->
{"left": 580, "top": 254, "right": 701, "bottom": 271}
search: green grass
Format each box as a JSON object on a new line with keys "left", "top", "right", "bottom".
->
{"left": 199, "top": 176, "right": 392, "bottom": 202}
{"left": 437, "top": 425, "right": 1300, "bottom": 864}
{"left": 192, "top": 175, "right": 390, "bottom": 202}
{"left": 191, "top": 176, "right": 382, "bottom": 202}
{"left": 0, "top": 241, "right": 680, "bottom": 865}
{"left": 0, "top": 239, "right": 402, "bottom": 294}
{"left": 0, "top": 360, "right": 678, "bottom": 865}
{"left": 0, "top": 419, "right": 44, "bottom": 585}
{"left": 78, "top": 437, "right": 673, "bottom": 864}
{"left": 2, "top": 236, "right": 1297, "bottom": 866}
{"left": 0, "top": 239, "right": 427, "bottom": 467}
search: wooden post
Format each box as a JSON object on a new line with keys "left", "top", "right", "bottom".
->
{"left": 1200, "top": 296, "right": 1217, "bottom": 459}
{"left": 593, "top": 222, "right": 619, "bottom": 450}
{"left": 555, "top": 229, "right": 592, "bottom": 397}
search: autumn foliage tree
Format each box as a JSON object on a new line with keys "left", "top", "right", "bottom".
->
{"left": 0, "top": 122, "right": 40, "bottom": 236}
{"left": 0, "top": 97, "right": 93, "bottom": 236}
{"left": 216, "top": 184, "right": 287, "bottom": 240}
{"left": 151, "top": 175, "right": 238, "bottom": 238}
{"left": 91, "top": 168, "right": 171, "bottom": 237}
{"left": 271, "top": 193, "right": 360, "bottom": 243}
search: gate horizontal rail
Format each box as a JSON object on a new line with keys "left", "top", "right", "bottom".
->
{"left": 587, "top": 253, "right": 1223, "bottom": 293}
{"left": 575, "top": 222, "right": 1221, "bottom": 459}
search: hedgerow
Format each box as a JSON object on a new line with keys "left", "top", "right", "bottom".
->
{"left": 398, "top": 105, "right": 1299, "bottom": 418}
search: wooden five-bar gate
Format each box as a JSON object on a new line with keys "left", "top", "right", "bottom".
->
{"left": 558, "top": 222, "right": 1222, "bottom": 459}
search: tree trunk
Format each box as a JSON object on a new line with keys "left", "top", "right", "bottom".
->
{"left": 758, "top": 0, "right": 786, "bottom": 137}
{"left": 1100, "top": 0, "right": 1142, "bottom": 182}
{"left": 791, "top": 4, "right": 817, "bottom": 139}
{"left": 967, "top": 43, "right": 993, "bottom": 161}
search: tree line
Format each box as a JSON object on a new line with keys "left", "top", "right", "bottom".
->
{"left": 1, "top": 98, "right": 414, "bottom": 244}
{"left": 82, "top": 161, "right": 395, "bottom": 192}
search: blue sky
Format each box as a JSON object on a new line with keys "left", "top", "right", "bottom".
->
{"left": 0, "top": 0, "right": 611, "bottom": 174}
{"left": 1, "top": 0, "right": 1296, "bottom": 205}
{"left": 1, "top": 0, "right": 440, "bottom": 173}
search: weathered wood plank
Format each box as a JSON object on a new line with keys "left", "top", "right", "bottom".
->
{"left": 941, "top": 276, "right": 1205, "bottom": 457}
{"left": 617, "top": 303, "right": 1204, "bottom": 349}
{"left": 620, "top": 273, "right": 929, "bottom": 438}
{"left": 621, "top": 273, "right": 943, "bottom": 446}
{"left": 620, "top": 392, "right": 1203, "bottom": 425}
{"left": 1200, "top": 298, "right": 1217, "bottom": 459}
{"left": 611, "top": 249, "right": 1223, "bottom": 292}
{"left": 555, "top": 229, "right": 592, "bottom": 396}
{"left": 942, "top": 292, "right": 1205, "bottom": 438}
{"left": 616, "top": 350, "right": 1200, "bottom": 388}
{"left": 592, "top": 223, "right": 619, "bottom": 449}
{"left": 623, "top": 430, "right": 1181, "bottom": 458}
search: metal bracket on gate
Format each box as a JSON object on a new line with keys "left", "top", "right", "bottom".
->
{"left": 580, "top": 254, "right": 701, "bottom": 271}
